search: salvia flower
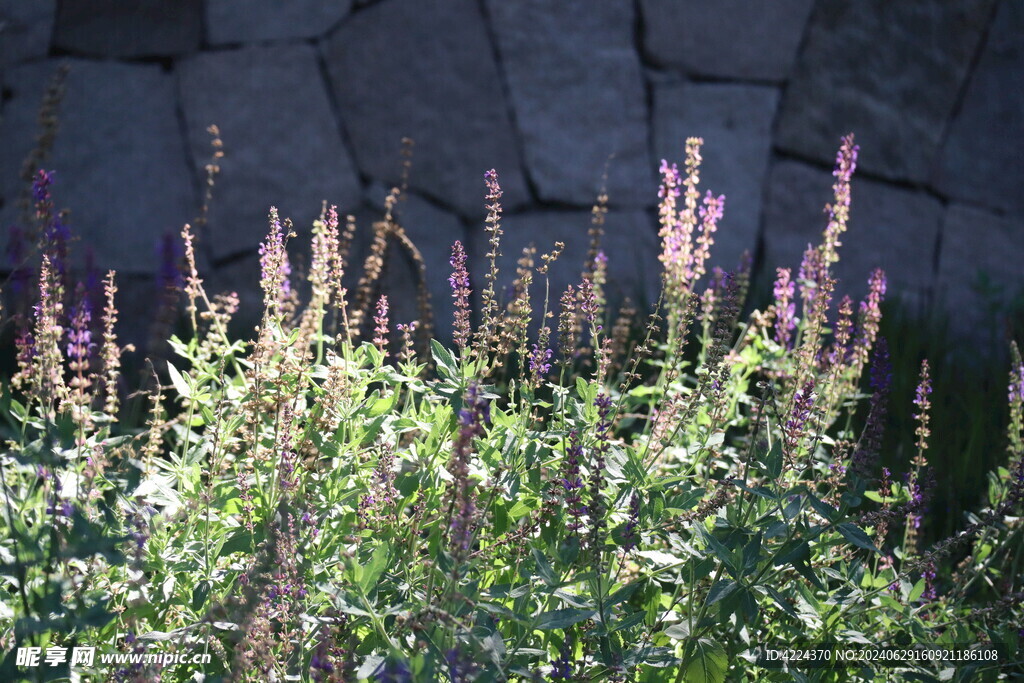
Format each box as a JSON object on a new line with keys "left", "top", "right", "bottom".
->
{"left": 448, "top": 383, "right": 489, "bottom": 559}
{"left": 1007, "top": 343, "right": 1024, "bottom": 460}
{"left": 577, "top": 277, "right": 598, "bottom": 328}
{"left": 32, "top": 168, "right": 54, "bottom": 207}
{"left": 921, "top": 561, "right": 937, "bottom": 601}
{"left": 396, "top": 321, "right": 418, "bottom": 364}
{"left": 31, "top": 255, "right": 67, "bottom": 410}
{"left": 66, "top": 286, "right": 93, "bottom": 378}
{"left": 588, "top": 394, "right": 614, "bottom": 558}
{"left": 691, "top": 191, "right": 725, "bottom": 283}
{"left": 821, "top": 133, "right": 859, "bottom": 266}
{"left": 528, "top": 343, "right": 553, "bottom": 382}
{"left": 258, "top": 208, "right": 292, "bottom": 313}
{"left": 157, "top": 230, "right": 184, "bottom": 290}
{"left": 913, "top": 359, "right": 933, "bottom": 452}
{"left": 98, "top": 270, "right": 125, "bottom": 411}
{"left": 477, "top": 170, "right": 504, "bottom": 348}
{"left": 449, "top": 240, "right": 472, "bottom": 352}
{"left": 785, "top": 380, "right": 816, "bottom": 459}
{"left": 853, "top": 268, "right": 887, "bottom": 370}
{"left": 798, "top": 242, "right": 824, "bottom": 308}
{"left": 772, "top": 267, "right": 796, "bottom": 348}
{"left": 562, "top": 432, "right": 586, "bottom": 533}
{"left": 831, "top": 295, "right": 854, "bottom": 367}
{"left": 557, "top": 284, "right": 579, "bottom": 369}
{"left": 849, "top": 339, "right": 891, "bottom": 481}
{"left": 373, "top": 295, "right": 390, "bottom": 357}
{"left": 548, "top": 635, "right": 574, "bottom": 680}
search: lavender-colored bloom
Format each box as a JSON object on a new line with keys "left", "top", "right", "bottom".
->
{"left": 310, "top": 647, "right": 334, "bottom": 682}
{"left": 785, "top": 380, "right": 816, "bottom": 457}
{"left": 549, "top": 636, "right": 574, "bottom": 680}
{"left": 44, "top": 217, "right": 71, "bottom": 280}
{"left": 588, "top": 394, "right": 614, "bottom": 555}
{"left": 448, "top": 383, "right": 489, "bottom": 557}
{"left": 528, "top": 344, "right": 553, "bottom": 381}
{"left": 562, "top": 432, "right": 586, "bottom": 533}
{"left": 798, "top": 243, "right": 824, "bottom": 306}
{"left": 66, "top": 292, "right": 93, "bottom": 368}
{"left": 33, "top": 170, "right": 70, "bottom": 277}
{"left": 449, "top": 240, "right": 472, "bottom": 351}
{"left": 373, "top": 295, "right": 390, "bottom": 357}
{"left": 913, "top": 359, "right": 932, "bottom": 452}
{"left": 378, "top": 659, "right": 413, "bottom": 683}
{"left": 870, "top": 338, "right": 892, "bottom": 394}
{"left": 157, "top": 230, "right": 184, "bottom": 290}
{"left": 259, "top": 207, "right": 292, "bottom": 310}
{"left": 849, "top": 340, "right": 891, "bottom": 481}
{"left": 853, "top": 268, "right": 887, "bottom": 368}
{"left": 921, "top": 561, "right": 937, "bottom": 601}
{"left": 577, "top": 277, "right": 598, "bottom": 325}
{"left": 32, "top": 169, "right": 54, "bottom": 205}
{"left": 1009, "top": 360, "right": 1024, "bottom": 405}
{"left": 445, "top": 647, "right": 476, "bottom": 682}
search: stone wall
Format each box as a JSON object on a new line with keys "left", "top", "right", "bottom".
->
{"left": 1, "top": 0, "right": 1021, "bottom": 348}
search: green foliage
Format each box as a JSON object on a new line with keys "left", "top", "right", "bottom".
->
{"left": 1, "top": 140, "right": 1021, "bottom": 682}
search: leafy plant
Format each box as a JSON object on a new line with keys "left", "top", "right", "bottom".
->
{"left": 0, "top": 135, "right": 1021, "bottom": 683}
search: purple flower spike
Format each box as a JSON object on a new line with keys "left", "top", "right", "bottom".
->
{"left": 528, "top": 344, "right": 553, "bottom": 381}
{"left": 772, "top": 267, "right": 796, "bottom": 349}
{"left": 449, "top": 240, "right": 472, "bottom": 351}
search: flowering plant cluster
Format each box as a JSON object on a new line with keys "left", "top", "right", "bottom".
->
{"left": 0, "top": 134, "right": 1021, "bottom": 683}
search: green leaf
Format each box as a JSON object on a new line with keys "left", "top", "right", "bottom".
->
{"left": 684, "top": 638, "right": 727, "bottom": 683}
{"left": 742, "top": 533, "right": 762, "bottom": 574}
{"left": 532, "top": 548, "right": 558, "bottom": 588}
{"left": 763, "top": 441, "right": 783, "bottom": 479}
{"left": 806, "top": 494, "right": 838, "bottom": 522}
{"left": 664, "top": 622, "right": 691, "bottom": 640}
{"left": 360, "top": 544, "right": 389, "bottom": 593}
{"left": 764, "top": 586, "right": 799, "bottom": 618}
{"left": 705, "top": 579, "right": 738, "bottom": 606}
{"left": 908, "top": 578, "right": 926, "bottom": 603}
{"left": 191, "top": 580, "right": 210, "bottom": 611}
{"left": 698, "top": 526, "right": 738, "bottom": 577}
{"left": 431, "top": 340, "right": 458, "bottom": 379}
{"left": 368, "top": 391, "right": 397, "bottom": 417}
{"left": 166, "top": 362, "right": 191, "bottom": 400}
{"left": 534, "top": 608, "right": 596, "bottom": 630}
{"left": 836, "top": 523, "right": 879, "bottom": 554}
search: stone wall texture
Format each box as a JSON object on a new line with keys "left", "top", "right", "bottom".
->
{"left": 1, "top": 0, "right": 1020, "bottom": 349}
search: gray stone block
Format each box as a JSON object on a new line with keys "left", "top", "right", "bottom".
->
{"left": 206, "top": 0, "right": 353, "bottom": 44}
{"left": 322, "top": 0, "right": 528, "bottom": 218}
{"left": 486, "top": 0, "right": 654, "bottom": 208}
{"left": 762, "top": 160, "right": 943, "bottom": 302}
{"left": 0, "top": 60, "right": 197, "bottom": 276}
{"left": 178, "top": 44, "right": 362, "bottom": 259}
{"left": 776, "top": 0, "right": 994, "bottom": 183}
{"left": 53, "top": 0, "right": 202, "bottom": 57}
{"left": 640, "top": 0, "right": 814, "bottom": 82}
{"left": 0, "top": 0, "right": 55, "bottom": 65}
{"left": 0, "top": 62, "right": 52, "bottom": 233}
{"left": 468, "top": 209, "right": 662, "bottom": 330}
{"left": 934, "top": 0, "right": 1023, "bottom": 215}
{"left": 653, "top": 81, "right": 778, "bottom": 273}
{"left": 936, "top": 204, "right": 1024, "bottom": 345}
